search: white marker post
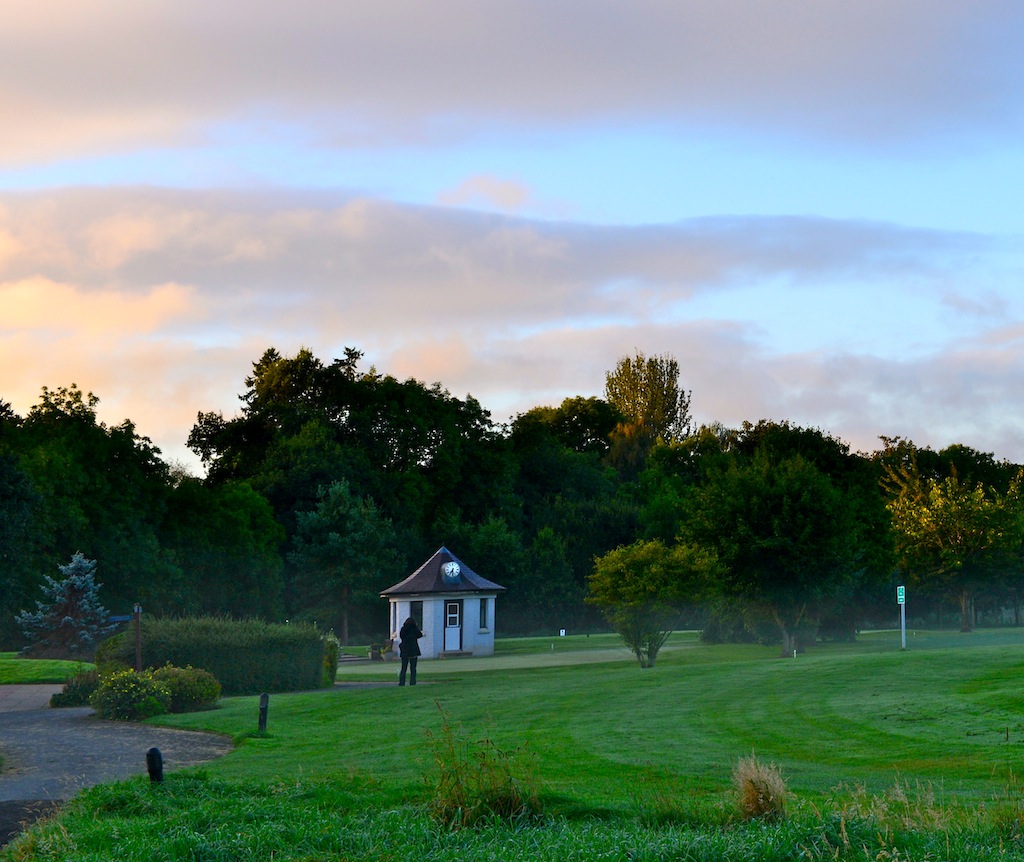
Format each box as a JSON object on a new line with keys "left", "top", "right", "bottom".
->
{"left": 897, "top": 585, "right": 906, "bottom": 650}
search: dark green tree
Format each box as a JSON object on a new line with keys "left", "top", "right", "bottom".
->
{"left": 682, "top": 451, "right": 863, "bottom": 656}
{"left": 0, "top": 451, "right": 40, "bottom": 645}
{"left": 161, "top": 477, "right": 285, "bottom": 618}
{"left": 15, "top": 552, "right": 118, "bottom": 658}
{"left": 288, "top": 480, "right": 401, "bottom": 644}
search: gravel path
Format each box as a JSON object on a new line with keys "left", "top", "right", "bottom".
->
{"left": 0, "top": 686, "right": 233, "bottom": 847}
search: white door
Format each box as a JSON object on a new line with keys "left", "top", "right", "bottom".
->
{"left": 444, "top": 601, "right": 462, "bottom": 651}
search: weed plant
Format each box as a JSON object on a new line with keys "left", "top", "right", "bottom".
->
{"left": 425, "top": 703, "right": 541, "bottom": 828}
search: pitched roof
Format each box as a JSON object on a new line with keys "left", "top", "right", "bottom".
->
{"left": 380, "top": 547, "right": 506, "bottom": 596}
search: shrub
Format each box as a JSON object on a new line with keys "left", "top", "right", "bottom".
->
{"left": 90, "top": 669, "right": 171, "bottom": 721}
{"left": 733, "top": 754, "right": 788, "bottom": 821}
{"left": 425, "top": 703, "right": 541, "bottom": 829}
{"left": 95, "top": 617, "right": 334, "bottom": 695}
{"left": 151, "top": 664, "right": 221, "bottom": 713}
{"left": 50, "top": 668, "right": 100, "bottom": 708}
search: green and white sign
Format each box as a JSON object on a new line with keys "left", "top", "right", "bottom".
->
{"left": 897, "top": 585, "right": 905, "bottom": 605}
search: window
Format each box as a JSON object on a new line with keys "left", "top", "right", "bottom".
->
{"left": 411, "top": 601, "right": 423, "bottom": 629}
{"left": 446, "top": 601, "right": 461, "bottom": 628}
{"left": 479, "top": 597, "right": 489, "bottom": 632}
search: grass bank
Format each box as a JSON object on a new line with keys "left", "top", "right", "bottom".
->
{"left": 6, "top": 629, "right": 1024, "bottom": 860}
{"left": 0, "top": 653, "right": 94, "bottom": 685}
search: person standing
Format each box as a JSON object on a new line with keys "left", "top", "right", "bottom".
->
{"left": 398, "top": 616, "right": 423, "bottom": 686}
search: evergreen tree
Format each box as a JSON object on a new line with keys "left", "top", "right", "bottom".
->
{"left": 15, "top": 552, "right": 118, "bottom": 658}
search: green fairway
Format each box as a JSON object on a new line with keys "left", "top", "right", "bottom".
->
{"left": 8, "top": 629, "right": 1024, "bottom": 861}
{"left": 153, "top": 628, "right": 1024, "bottom": 802}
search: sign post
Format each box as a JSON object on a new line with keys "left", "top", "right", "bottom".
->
{"left": 897, "top": 585, "right": 906, "bottom": 650}
{"left": 133, "top": 603, "right": 142, "bottom": 672}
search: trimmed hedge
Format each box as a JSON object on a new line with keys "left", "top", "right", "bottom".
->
{"left": 96, "top": 617, "right": 335, "bottom": 695}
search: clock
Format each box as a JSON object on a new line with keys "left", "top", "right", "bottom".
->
{"left": 443, "top": 561, "right": 461, "bottom": 583}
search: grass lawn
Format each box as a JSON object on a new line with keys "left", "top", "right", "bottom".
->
{"left": 6, "top": 628, "right": 1024, "bottom": 860}
{"left": 0, "top": 652, "right": 93, "bottom": 684}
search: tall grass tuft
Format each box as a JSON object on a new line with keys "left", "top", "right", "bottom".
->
{"left": 733, "top": 754, "right": 787, "bottom": 821}
{"left": 424, "top": 703, "right": 541, "bottom": 829}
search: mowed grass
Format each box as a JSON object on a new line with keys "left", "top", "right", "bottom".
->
{"left": 0, "top": 652, "right": 93, "bottom": 684}
{"left": 154, "top": 628, "right": 1024, "bottom": 804}
{"left": 7, "top": 628, "right": 1024, "bottom": 861}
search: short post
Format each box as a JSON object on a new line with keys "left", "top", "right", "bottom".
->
{"left": 258, "top": 692, "right": 269, "bottom": 734}
{"left": 146, "top": 747, "right": 163, "bottom": 783}
{"left": 133, "top": 603, "right": 142, "bottom": 672}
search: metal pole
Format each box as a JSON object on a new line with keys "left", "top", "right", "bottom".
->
{"left": 900, "top": 601, "right": 906, "bottom": 651}
{"left": 133, "top": 603, "right": 142, "bottom": 672}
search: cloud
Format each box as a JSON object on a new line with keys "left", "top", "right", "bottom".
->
{"left": 2, "top": 1, "right": 1022, "bottom": 165}
{"left": 438, "top": 175, "right": 533, "bottom": 213}
{"left": 0, "top": 277, "right": 196, "bottom": 335}
{"left": 0, "top": 186, "right": 1022, "bottom": 469}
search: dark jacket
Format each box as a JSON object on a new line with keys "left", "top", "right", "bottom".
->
{"left": 399, "top": 620, "right": 423, "bottom": 657}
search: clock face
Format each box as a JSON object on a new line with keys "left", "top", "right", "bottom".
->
{"left": 443, "top": 561, "right": 461, "bottom": 582}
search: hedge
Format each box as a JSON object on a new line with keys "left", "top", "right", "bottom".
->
{"left": 96, "top": 617, "right": 338, "bottom": 695}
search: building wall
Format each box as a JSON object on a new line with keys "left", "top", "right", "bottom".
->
{"left": 388, "top": 592, "right": 499, "bottom": 658}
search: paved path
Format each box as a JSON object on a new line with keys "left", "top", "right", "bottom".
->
{"left": 0, "top": 685, "right": 233, "bottom": 846}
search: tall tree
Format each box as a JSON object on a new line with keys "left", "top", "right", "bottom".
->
{"left": 881, "top": 446, "right": 1024, "bottom": 632}
{"left": 0, "top": 452, "right": 40, "bottom": 645}
{"left": 605, "top": 351, "right": 692, "bottom": 478}
{"left": 288, "top": 480, "right": 401, "bottom": 644}
{"left": 604, "top": 351, "right": 692, "bottom": 442}
{"left": 682, "top": 451, "right": 862, "bottom": 656}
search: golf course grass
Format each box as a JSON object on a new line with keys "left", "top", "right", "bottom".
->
{"left": 5, "top": 629, "right": 1024, "bottom": 860}
{"left": 0, "top": 652, "right": 93, "bottom": 685}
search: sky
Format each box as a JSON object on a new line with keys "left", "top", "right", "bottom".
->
{"left": 2, "top": 1, "right": 1024, "bottom": 471}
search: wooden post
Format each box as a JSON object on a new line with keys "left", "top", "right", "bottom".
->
{"left": 146, "top": 747, "right": 163, "bottom": 783}
{"left": 133, "top": 603, "right": 142, "bottom": 672}
{"left": 258, "top": 692, "right": 269, "bottom": 734}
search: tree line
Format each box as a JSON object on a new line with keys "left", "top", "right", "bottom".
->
{"left": 2, "top": 347, "right": 1022, "bottom": 650}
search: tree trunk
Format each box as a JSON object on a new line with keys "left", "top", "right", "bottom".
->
{"left": 779, "top": 627, "right": 798, "bottom": 658}
{"left": 341, "top": 584, "right": 350, "bottom": 646}
{"left": 959, "top": 589, "right": 973, "bottom": 633}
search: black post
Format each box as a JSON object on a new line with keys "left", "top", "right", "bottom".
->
{"left": 146, "top": 747, "right": 163, "bottom": 783}
{"left": 133, "top": 603, "right": 142, "bottom": 673}
{"left": 258, "top": 692, "right": 269, "bottom": 734}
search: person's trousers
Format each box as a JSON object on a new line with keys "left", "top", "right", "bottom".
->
{"left": 399, "top": 656, "right": 417, "bottom": 685}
